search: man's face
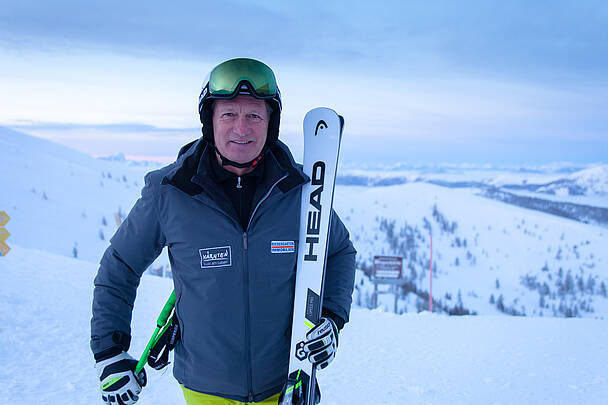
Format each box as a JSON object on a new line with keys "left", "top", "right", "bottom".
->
{"left": 212, "top": 95, "right": 269, "bottom": 165}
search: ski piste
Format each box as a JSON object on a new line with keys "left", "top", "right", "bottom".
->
{"left": 279, "top": 108, "right": 344, "bottom": 405}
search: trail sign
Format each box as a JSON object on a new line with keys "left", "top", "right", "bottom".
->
{"left": 373, "top": 255, "right": 403, "bottom": 279}
{"left": 372, "top": 255, "right": 405, "bottom": 313}
{"left": 0, "top": 211, "right": 10, "bottom": 257}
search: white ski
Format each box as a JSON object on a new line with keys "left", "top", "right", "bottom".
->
{"left": 279, "top": 108, "right": 344, "bottom": 405}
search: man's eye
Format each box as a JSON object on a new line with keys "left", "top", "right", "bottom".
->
{"left": 222, "top": 112, "right": 235, "bottom": 118}
{"left": 249, "top": 114, "right": 261, "bottom": 120}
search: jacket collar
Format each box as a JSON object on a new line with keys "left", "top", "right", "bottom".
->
{"left": 162, "top": 138, "right": 308, "bottom": 197}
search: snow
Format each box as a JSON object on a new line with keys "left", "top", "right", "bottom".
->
{"left": 332, "top": 310, "right": 608, "bottom": 405}
{"left": 1, "top": 245, "right": 607, "bottom": 404}
{"left": 0, "top": 245, "right": 180, "bottom": 404}
{"left": 339, "top": 164, "right": 608, "bottom": 208}
{"left": 335, "top": 183, "right": 608, "bottom": 318}
{"left": 569, "top": 165, "right": 608, "bottom": 195}
{"left": 2, "top": 127, "right": 608, "bottom": 404}
{"left": 0, "top": 126, "right": 157, "bottom": 262}
{"left": 506, "top": 189, "right": 608, "bottom": 208}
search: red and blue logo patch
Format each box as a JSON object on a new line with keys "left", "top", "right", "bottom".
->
{"left": 271, "top": 241, "right": 295, "bottom": 254}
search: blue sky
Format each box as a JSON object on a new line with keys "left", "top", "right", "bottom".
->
{"left": 0, "top": 1, "right": 606, "bottom": 165}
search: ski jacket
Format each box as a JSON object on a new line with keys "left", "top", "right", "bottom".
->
{"left": 91, "top": 138, "right": 356, "bottom": 403}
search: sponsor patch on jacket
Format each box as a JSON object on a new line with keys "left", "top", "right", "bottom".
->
{"left": 271, "top": 241, "right": 295, "bottom": 254}
{"left": 199, "top": 246, "right": 232, "bottom": 268}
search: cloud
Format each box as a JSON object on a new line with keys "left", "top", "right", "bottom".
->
{"left": 9, "top": 121, "right": 197, "bottom": 134}
{"left": 2, "top": 1, "right": 607, "bottom": 83}
{"left": 1, "top": 1, "right": 606, "bottom": 164}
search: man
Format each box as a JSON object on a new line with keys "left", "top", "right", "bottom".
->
{"left": 91, "top": 58, "right": 356, "bottom": 405}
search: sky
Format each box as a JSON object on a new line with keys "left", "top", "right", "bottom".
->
{"left": 0, "top": 0, "right": 607, "bottom": 166}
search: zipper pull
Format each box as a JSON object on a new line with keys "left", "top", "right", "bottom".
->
{"left": 243, "top": 232, "right": 248, "bottom": 250}
{"left": 236, "top": 176, "right": 242, "bottom": 189}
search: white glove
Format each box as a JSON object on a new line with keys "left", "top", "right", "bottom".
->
{"left": 95, "top": 351, "right": 146, "bottom": 404}
{"left": 302, "top": 317, "right": 339, "bottom": 370}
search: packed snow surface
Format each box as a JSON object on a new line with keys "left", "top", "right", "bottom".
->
{"left": 1, "top": 245, "right": 607, "bottom": 405}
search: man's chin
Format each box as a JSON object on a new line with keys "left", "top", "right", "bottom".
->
{"left": 216, "top": 150, "right": 255, "bottom": 165}
{"left": 225, "top": 149, "right": 262, "bottom": 163}
{"left": 230, "top": 155, "right": 254, "bottom": 164}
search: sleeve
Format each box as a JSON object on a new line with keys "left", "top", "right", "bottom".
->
{"left": 90, "top": 171, "right": 167, "bottom": 357}
{"left": 321, "top": 209, "right": 357, "bottom": 330}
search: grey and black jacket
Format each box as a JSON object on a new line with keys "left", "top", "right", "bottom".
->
{"left": 90, "top": 138, "right": 356, "bottom": 402}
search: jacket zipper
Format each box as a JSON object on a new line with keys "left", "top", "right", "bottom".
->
{"left": 242, "top": 231, "right": 253, "bottom": 403}
{"left": 243, "top": 172, "right": 288, "bottom": 403}
{"left": 246, "top": 173, "right": 288, "bottom": 231}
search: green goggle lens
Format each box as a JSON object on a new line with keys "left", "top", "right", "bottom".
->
{"left": 209, "top": 58, "right": 278, "bottom": 97}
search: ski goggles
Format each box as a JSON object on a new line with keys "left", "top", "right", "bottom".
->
{"left": 207, "top": 58, "right": 279, "bottom": 99}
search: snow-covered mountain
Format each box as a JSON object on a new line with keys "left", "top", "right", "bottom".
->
{"left": 0, "top": 126, "right": 155, "bottom": 261}
{"left": 1, "top": 127, "right": 607, "bottom": 319}
{"left": 567, "top": 165, "right": 608, "bottom": 195}
{"left": 339, "top": 163, "right": 608, "bottom": 209}
{"left": 97, "top": 152, "right": 163, "bottom": 168}
{"left": 335, "top": 184, "right": 607, "bottom": 318}
{"left": 2, "top": 127, "right": 608, "bottom": 404}
{"left": 334, "top": 163, "right": 608, "bottom": 319}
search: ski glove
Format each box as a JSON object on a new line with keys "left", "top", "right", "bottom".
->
{"left": 302, "top": 317, "right": 339, "bottom": 370}
{"left": 95, "top": 351, "right": 147, "bottom": 405}
{"left": 147, "top": 313, "right": 180, "bottom": 371}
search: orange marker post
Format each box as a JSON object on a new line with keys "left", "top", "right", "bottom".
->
{"left": 0, "top": 211, "right": 10, "bottom": 257}
{"left": 429, "top": 232, "right": 433, "bottom": 312}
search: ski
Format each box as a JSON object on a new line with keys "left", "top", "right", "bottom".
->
{"left": 279, "top": 108, "right": 344, "bottom": 405}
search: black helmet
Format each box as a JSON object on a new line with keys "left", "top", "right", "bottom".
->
{"left": 198, "top": 58, "right": 282, "bottom": 147}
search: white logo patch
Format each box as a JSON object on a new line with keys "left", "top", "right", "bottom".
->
{"left": 271, "top": 241, "right": 295, "bottom": 254}
{"left": 199, "top": 246, "right": 232, "bottom": 268}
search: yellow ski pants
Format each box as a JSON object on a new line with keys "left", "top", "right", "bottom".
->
{"left": 181, "top": 386, "right": 280, "bottom": 405}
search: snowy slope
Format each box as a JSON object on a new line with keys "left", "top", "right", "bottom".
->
{"left": 1, "top": 245, "right": 607, "bottom": 405}
{"left": 334, "top": 183, "right": 608, "bottom": 318}
{"left": 0, "top": 128, "right": 608, "bottom": 317}
{"left": 2, "top": 129, "right": 608, "bottom": 404}
{"left": 2, "top": 128, "right": 607, "bottom": 318}
{"left": 0, "top": 245, "right": 179, "bottom": 404}
{"left": 568, "top": 165, "right": 608, "bottom": 194}
{"left": 0, "top": 126, "right": 154, "bottom": 261}
{"left": 339, "top": 163, "right": 608, "bottom": 208}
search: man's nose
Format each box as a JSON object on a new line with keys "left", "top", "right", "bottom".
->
{"left": 234, "top": 115, "right": 249, "bottom": 135}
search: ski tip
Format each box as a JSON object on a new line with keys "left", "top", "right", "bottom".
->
{"left": 304, "top": 108, "right": 344, "bottom": 131}
{"left": 305, "top": 107, "right": 337, "bottom": 117}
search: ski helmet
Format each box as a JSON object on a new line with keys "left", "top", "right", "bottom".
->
{"left": 198, "top": 58, "right": 282, "bottom": 149}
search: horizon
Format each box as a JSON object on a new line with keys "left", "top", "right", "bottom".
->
{"left": 4, "top": 124, "right": 605, "bottom": 172}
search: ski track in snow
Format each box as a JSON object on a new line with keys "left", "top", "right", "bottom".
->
{"left": 1, "top": 246, "right": 607, "bottom": 405}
